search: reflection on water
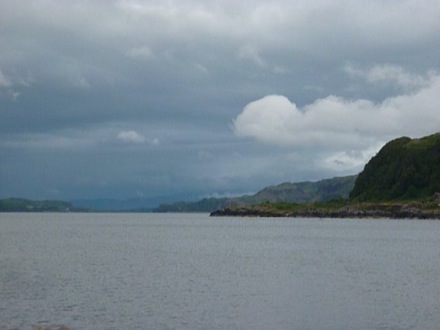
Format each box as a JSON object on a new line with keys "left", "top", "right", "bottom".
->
{"left": 1, "top": 213, "right": 439, "bottom": 329}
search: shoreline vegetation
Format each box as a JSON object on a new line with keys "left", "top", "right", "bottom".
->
{"left": 210, "top": 198, "right": 440, "bottom": 219}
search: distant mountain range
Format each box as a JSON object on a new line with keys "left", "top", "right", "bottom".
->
{"left": 70, "top": 196, "right": 176, "bottom": 212}
{"left": 153, "top": 175, "right": 357, "bottom": 213}
{"left": 0, "top": 195, "right": 195, "bottom": 212}
{"left": 3, "top": 132, "right": 439, "bottom": 214}
{"left": 0, "top": 176, "right": 358, "bottom": 213}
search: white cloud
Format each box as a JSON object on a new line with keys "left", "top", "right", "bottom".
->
{"left": 233, "top": 95, "right": 299, "bottom": 145}
{"left": 116, "top": 130, "right": 145, "bottom": 143}
{"left": 233, "top": 74, "right": 440, "bottom": 151}
{"left": 3, "top": 127, "right": 156, "bottom": 150}
{"left": 344, "top": 64, "right": 432, "bottom": 90}
{"left": 321, "top": 144, "right": 383, "bottom": 172}
{"left": 1, "top": 1, "right": 439, "bottom": 199}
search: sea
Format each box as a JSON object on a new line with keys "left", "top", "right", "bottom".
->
{"left": 0, "top": 213, "right": 439, "bottom": 330}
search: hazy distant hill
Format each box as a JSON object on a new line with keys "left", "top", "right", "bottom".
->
{"left": 71, "top": 195, "right": 188, "bottom": 211}
{"left": 0, "top": 198, "right": 74, "bottom": 212}
{"left": 6, "top": 133, "right": 439, "bottom": 214}
{"left": 154, "top": 175, "right": 357, "bottom": 213}
{"left": 153, "top": 197, "right": 231, "bottom": 213}
{"left": 249, "top": 175, "right": 357, "bottom": 204}
{"left": 350, "top": 132, "right": 440, "bottom": 201}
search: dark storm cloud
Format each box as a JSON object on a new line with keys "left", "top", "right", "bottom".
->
{"left": 0, "top": 0, "right": 439, "bottom": 200}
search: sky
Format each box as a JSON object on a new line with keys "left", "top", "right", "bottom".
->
{"left": 1, "top": 0, "right": 439, "bottom": 202}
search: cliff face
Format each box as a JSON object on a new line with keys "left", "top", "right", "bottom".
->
{"left": 210, "top": 202, "right": 440, "bottom": 219}
{"left": 350, "top": 133, "right": 440, "bottom": 201}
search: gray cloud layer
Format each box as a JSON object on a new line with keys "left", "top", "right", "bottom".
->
{"left": 1, "top": 0, "right": 439, "bottom": 200}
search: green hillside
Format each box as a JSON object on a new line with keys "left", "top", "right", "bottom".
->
{"left": 350, "top": 132, "right": 440, "bottom": 201}
{"left": 251, "top": 175, "right": 357, "bottom": 204}
{"left": 154, "top": 175, "right": 357, "bottom": 212}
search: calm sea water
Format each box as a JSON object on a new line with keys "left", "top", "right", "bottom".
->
{"left": 1, "top": 213, "right": 439, "bottom": 330}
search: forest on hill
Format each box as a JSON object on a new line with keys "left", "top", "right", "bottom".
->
{"left": 212, "top": 132, "right": 440, "bottom": 219}
{"left": 350, "top": 133, "right": 440, "bottom": 201}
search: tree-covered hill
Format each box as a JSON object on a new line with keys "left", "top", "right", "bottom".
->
{"left": 350, "top": 132, "right": 440, "bottom": 201}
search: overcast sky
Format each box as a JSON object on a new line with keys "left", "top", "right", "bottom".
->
{"left": 1, "top": 0, "right": 439, "bottom": 201}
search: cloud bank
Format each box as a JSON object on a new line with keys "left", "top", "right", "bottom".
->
{"left": 233, "top": 70, "right": 440, "bottom": 153}
{"left": 0, "top": 1, "right": 438, "bottom": 200}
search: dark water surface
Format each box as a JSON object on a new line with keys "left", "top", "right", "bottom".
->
{"left": 1, "top": 213, "right": 439, "bottom": 329}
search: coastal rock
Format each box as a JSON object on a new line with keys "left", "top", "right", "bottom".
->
{"left": 210, "top": 204, "right": 440, "bottom": 219}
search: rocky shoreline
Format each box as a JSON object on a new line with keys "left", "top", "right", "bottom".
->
{"left": 210, "top": 203, "right": 440, "bottom": 219}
